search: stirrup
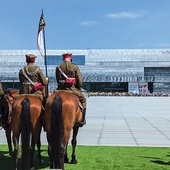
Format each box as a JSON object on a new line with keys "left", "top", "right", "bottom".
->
{"left": 0, "top": 125, "right": 3, "bottom": 130}
{"left": 2, "top": 121, "right": 9, "bottom": 129}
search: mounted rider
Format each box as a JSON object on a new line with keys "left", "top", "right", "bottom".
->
{"left": 0, "top": 82, "right": 9, "bottom": 129}
{"left": 19, "top": 54, "right": 48, "bottom": 103}
{"left": 55, "top": 53, "right": 87, "bottom": 127}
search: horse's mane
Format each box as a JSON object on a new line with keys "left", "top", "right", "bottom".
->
{"left": 6, "top": 89, "right": 19, "bottom": 98}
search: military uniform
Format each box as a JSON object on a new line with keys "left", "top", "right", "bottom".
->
{"left": 56, "top": 53, "right": 87, "bottom": 127}
{"left": 0, "top": 82, "right": 9, "bottom": 128}
{"left": 19, "top": 54, "right": 48, "bottom": 101}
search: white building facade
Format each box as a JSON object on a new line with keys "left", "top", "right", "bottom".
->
{"left": 0, "top": 49, "right": 170, "bottom": 93}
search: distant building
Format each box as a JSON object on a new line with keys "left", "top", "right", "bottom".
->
{"left": 0, "top": 49, "right": 170, "bottom": 93}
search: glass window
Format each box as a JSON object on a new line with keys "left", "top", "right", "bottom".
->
{"left": 46, "top": 55, "right": 85, "bottom": 65}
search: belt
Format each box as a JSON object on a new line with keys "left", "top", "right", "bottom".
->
{"left": 23, "top": 82, "right": 32, "bottom": 85}
{"left": 23, "top": 82, "right": 38, "bottom": 85}
{"left": 59, "top": 80, "right": 66, "bottom": 83}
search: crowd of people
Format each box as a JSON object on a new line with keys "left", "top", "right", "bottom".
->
{"left": 87, "top": 91, "right": 170, "bottom": 97}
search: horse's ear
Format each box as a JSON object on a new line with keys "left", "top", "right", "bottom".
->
{"left": 7, "top": 90, "right": 12, "bottom": 97}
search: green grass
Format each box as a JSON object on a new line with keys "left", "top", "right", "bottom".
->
{"left": 1, "top": 145, "right": 170, "bottom": 170}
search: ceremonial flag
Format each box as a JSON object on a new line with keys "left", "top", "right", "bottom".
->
{"left": 37, "top": 13, "right": 46, "bottom": 57}
{"left": 37, "top": 10, "right": 49, "bottom": 97}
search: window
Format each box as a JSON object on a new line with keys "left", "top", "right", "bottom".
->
{"left": 46, "top": 55, "right": 85, "bottom": 65}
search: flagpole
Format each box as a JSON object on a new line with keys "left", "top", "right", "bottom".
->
{"left": 41, "top": 9, "right": 48, "bottom": 77}
{"left": 41, "top": 9, "right": 49, "bottom": 97}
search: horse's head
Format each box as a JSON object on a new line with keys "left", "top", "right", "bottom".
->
{"left": 6, "top": 90, "right": 19, "bottom": 112}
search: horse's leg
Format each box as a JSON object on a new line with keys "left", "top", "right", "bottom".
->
{"left": 5, "top": 127, "right": 13, "bottom": 157}
{"left": 64, "top": 143, "right": 69, "bottom": 163}
{"left": 48, "top": 145, "right": 53, "bottom": 168}
{"left": 30, "top": 140, "right": 35, "bottom": 170}
{"left": 30, "top": 129, "right": 43, "bottom": 170}
{"left": 46, "top": 132, "right": 53, "bottom": 168}
{"left": 71, "top": 126, "right": 79, "bottom": 164}
{"left": 37, "top": 128, "right": 44, "bottom": 164}
{"left": 12, "top": 132, "right": 20, "bottom": 170}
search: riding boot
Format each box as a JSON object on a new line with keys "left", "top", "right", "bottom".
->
{"left": 2, "top": 108, "right": 9, "bottom": 129}
{"left": 42, "top": 96, "right": 48, "bottom": 109}
{"left": 79, "top": 108, "right": 86, "bottom": 127}
{"left": 42, "top": 96, "right": 48, "bottom": 132}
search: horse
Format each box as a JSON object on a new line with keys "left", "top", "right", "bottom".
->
{"left": 11, "top": 94, "right": 44, "bottom": 170}
{"left": 44, "top": 90, "right": 82, "bottom": 169}
{"left": 0, "top": 89, "right": 19, "bottom": 157}
{"left": 0, "top": 110, "right": 13, "bottom": 156}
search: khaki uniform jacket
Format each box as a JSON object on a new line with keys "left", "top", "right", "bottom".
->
{"left": 0, "top": 83, "right": 8, "bottom": 108}
{"left": 19, "top": 63, "right": 48, "bottom": 100}
{"left": 56, "top": 61, "right": 87, "bottom": 108}
{"left": 56, "top": 61, "right": 82, "bottom": 90}
{"left": 0, "top": 82, "right": 4, "bottom": 96}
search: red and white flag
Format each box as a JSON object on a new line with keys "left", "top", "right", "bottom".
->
{"left": 37, "top": 13, "right": 46, "bottom": 57}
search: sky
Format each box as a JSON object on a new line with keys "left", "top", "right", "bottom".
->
{"left": 0, "top": 0, "right": 170, "bottom": 50}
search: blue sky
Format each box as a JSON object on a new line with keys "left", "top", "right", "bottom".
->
{"left": 0, "top": 0, "right": 170, "bottom": 50}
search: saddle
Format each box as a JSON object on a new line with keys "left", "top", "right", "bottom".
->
{"left": 54, "top": 90, "right": 84, "bottom": 111}
{"left": 7, "top": 90, "right": 45, "bottom": 112}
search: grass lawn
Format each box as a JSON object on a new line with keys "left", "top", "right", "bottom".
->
{"left": 1, "top": 145, "right": 170, "bottom": 170}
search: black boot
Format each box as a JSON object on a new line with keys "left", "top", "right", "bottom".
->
{"left": 42, "top": 96, "right": 48, "bottom": 109}
{"left": 79, "top": 108, "right": 86, "bottom": 127}
{"left": 2, "top": 107, "right": 9, "bottom": 129}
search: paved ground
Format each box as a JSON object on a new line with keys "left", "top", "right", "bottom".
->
{"left": 1, "top": 96, "right": 170, "bottom": 147}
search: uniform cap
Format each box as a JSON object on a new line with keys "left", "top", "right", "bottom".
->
{"left": 25, "top": 54, "right": 37, "bottom": 58}
{"left": 25, "top": 54, "right": 37, "bottom": 63}
{"left": 62, "top": 53, "right": 72, "bottom": 59}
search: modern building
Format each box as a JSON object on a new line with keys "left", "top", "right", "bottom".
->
{"left": 0, "top": 49, "right": 170, "bottom": 93}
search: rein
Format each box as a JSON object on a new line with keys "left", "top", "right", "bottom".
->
{"left": 6, "top": 91, "right": 14, "bottom": 107}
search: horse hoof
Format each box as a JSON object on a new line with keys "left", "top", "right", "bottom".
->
{"left": 39, "top": 159, "right": 44, "bottom": 164}
{"left": 64, "top": 158, "right": 69, "bottom": 163}
{"left": 9, "top": 152, "right": 14, "bottom": 157}
{"left": 71, "top": 159, "right": 77, "bottom": 164}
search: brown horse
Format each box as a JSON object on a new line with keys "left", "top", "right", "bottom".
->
{"left": 0, "top": 89, "right": 19, "bottom": 157}
{"left": 0, "top": 110, "right": 13, "bottom": 156}
{"left": 11, "top": 95, "right": 44, "bottom": 170}
{"left": 44, "top": 91, "right": 82, "bottom": 169}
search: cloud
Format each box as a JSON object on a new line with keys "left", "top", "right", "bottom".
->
{"left": 153, "top": 43, "right": 170, "bottom": 47}
{"left": 106, "top": 11, "right": 145, "bottom": 19}
{"left": 135, "top": 43, "right": 170, "bottom": 48}
{"left": 80, "top": 20, "right": 99, "bottom": 26}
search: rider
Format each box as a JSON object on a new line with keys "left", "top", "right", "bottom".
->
{"left": 0, "top": 82, "right": 9, "bottom": 129}
{"left": 55, "top": 53, "right": 86, "bottom": 127}
{"left": 19, "top": 54, "right": 48, "bottom": 103}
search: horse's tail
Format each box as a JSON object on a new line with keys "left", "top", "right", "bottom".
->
{"left": 51, "top": 94, "right": 64, "bottom": 167}
{"left": 21, "top": 97, "right": 31, "bottom": 169}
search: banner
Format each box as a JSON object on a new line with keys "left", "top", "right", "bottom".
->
{"left": 139, "top": 82, "right": 148, "bottom": 93}
{"left": 128, "top": 82, "right": 139, "bottom": 93}
{"left": 37, "top": 10, "right": 48, "bottom": 97}
{"left": 37, "top": 13, "right": 46, "bottom": 57}
{"left": 128, "top": 82, "right": 148, "bottom": 93}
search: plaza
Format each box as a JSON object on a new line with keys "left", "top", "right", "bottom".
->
{"left": 1, "top": 96, "right": 170, "bottom": 147}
